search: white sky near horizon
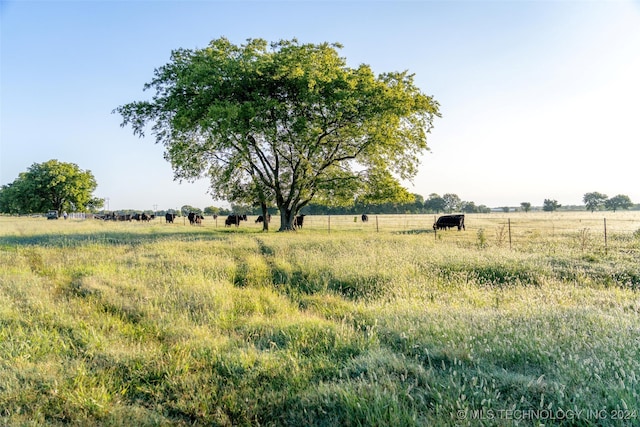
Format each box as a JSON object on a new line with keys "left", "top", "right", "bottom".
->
{"left": 1, "top": 0, "right": 639, "bottom": 211}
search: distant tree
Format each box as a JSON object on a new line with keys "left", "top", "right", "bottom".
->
{"left": 0, "top": 160, "right": 102, "bottom": 215}
{"left": 412, "top": 193, "right": 425, "bottom": 212}
{"left": 115, "top": 37, "right": 440, "bottom": 231}
{"left": 461, "top": 201, "right": 478, "bottom": 213}
{"left": 501, "top": 206, "right": 510, "bottom": 213}
{"left": 520, "top": 202, "right": 531, "bottom": 212}
{"left": 181, "top": 205, "right": 202, "bottom": 215}
{"left": 442, "top": 193, "right": 461, "bottom": 213}
{"left": 424, "top": 193, "right": 446, "bottom": 213}
{"left": 542, "top": 199, "right": 561, "bottom": 212}
{"left": 230, "top": 203, "right": 252, "bottom": 214}
{"left": 604, "top": 194, "right": 633, "bottom": 212}
{"left": 0, "top": 182, "right": 20, "bottom": 214}
{"left": 583, "top": 192, "right": 608, "bottom": 213}
{"left": 204, "top": 206, "right": 222, "bottom": 216}
{"left": 477, "top": 204, "right": 491, "bottom": 214}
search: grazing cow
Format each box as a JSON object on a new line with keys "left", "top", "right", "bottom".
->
{"left": 165, "top": 213, "right": 176, "bottom": 223}
{"left": 255, "top": 214, "right": 271, "bottom": 223}
{"left": 293, "top": 214, "right": 306, "bottom": 228}
{"left": 433, "top": 214, "right": 465, "bottom": 231}
{"left": 225, "top": 214, "right": 247, "bottom": 227}
{"left": 361, "top": 214, "right": 369, "bottom": 222}
{"left": 132, "top": 213, "right": 150, "bottom": 222}
{"left": 188, "top": 212, "right": 204, "bottom": 225}
{"left": 187, "top": 212, "right": 196, "bottom": 225}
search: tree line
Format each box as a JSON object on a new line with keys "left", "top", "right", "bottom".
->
{"left": 213, "top": 192, "right": 636, "bottom": 216}
{"left": 1, "top": 163, "right": 636, "bottom": 217}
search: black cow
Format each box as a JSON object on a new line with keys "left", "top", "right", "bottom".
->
{"left": 165, "top": 213, "right": 176, "bottom": 223}
{"left": 293, "top": 214, "right": 306, "bottom": 228}
{"left": 433, "top": 214, "right": 465, "bottom": 231}
{"left": 225, "top": 214, "right": 247, "bottom": 227}
{"left": 255, "top": 214, "right": 271, "bottom": 223}
{"left": 132, "top": 213, "right": 151, "bottom": 222}
{"left": 188, "top": 212, "right": 204, "bottom": 225}
{"left": 361, "top": 214, "right": 369, "bottom": 222}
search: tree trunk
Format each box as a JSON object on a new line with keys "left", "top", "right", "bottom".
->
{"left": 260, "top": 201, "right": 269, "bottom": 231}
{"left": 278, "top": 207, "right": 296, "bottom": 231}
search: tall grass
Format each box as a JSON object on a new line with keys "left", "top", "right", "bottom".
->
{"left": 0, "top": 214, "right": 639, "bottom": 425}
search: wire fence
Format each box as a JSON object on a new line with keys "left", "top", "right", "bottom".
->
{"left": 58, "top": 211, "right": 639, "bottom": 255}
{"left": 237, "top": 212, "right": 640, "bottom": 255}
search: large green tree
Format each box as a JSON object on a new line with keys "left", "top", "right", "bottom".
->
{"left": 442, "top": 193, "right": 461, "bottom": 213}
{"left": 604, "top": 194, "right": 633, "bottom": 212}
{"left": 543, "top": 198, "right": 561, "bottom": 212}
{"left": 424, "top": 193, "right": 446, "bottom": 213}
{"left": 583, "top": 192, "right": 608, "bottom": 213}
{"left": 115, "top": 38, "right": 440, "bottom": 231}
{"left": 0, "top": 160, "right": 102, "bottom": 215}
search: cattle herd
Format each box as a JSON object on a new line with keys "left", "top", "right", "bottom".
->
{"left": 89, "top": 212, "right": 467, "bottom": 231}
{"left": 95, "top": 213, "right": 154, "bottom": 222}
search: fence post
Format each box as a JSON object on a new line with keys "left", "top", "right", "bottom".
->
{"left": 328, "top": 215, "right": 331, "bottom": 234}
{"left": 508, "top": 218, "right": 512, "bottom": 250}
{"left": 434, "top": 215, "right": 437, "bottom": 241}
{"left": 376, "top": 215, "right": 379, "bottom": 233}
{"left": 604, "top": 218, "right": 608, "bottom": 254}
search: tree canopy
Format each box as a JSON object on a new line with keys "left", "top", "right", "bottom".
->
{"left": 424, "top": 193, "right": 446, "bottom": 213}
{"left": 543, "top": 199, "right": 561, "bottom": 212}
{"left": 0, "top": 160, "right": 102, "bottom": 215}
{"left": 604, "top": 194, "right": 633, "bottom": 212}
{"left": 115, "top": 38, "right": 440, "bottom": 230}
{"left": 583, "top": 192, "right": 608, "bottom": 213}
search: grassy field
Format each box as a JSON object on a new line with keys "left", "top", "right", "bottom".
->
{"left": 1, "top": 213, "right": 639, "bottom": 426}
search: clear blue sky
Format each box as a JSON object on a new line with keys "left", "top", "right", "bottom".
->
{"left": 2, "top": 0, "right": 639, "bottom": 211}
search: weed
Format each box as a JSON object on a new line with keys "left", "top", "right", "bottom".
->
{"left": 476, "top": 228, "right": 487, "bottom": 248}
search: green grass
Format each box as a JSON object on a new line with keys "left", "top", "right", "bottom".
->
{"left": 1, "top": 214, "right": 639, "bottom": 426}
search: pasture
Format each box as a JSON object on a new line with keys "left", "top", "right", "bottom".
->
{"left": 1, "top": 213, "right": 639, "bottom": 426}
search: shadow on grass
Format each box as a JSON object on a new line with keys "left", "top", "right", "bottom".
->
{"left": 393, "top": 229, "right": 434, "bottom": 235}
{"left": 267, "top": 266, "right": 390, "bottom": 301}
{"left": 0, "top": 229, "right": 233, "bottom": 249}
